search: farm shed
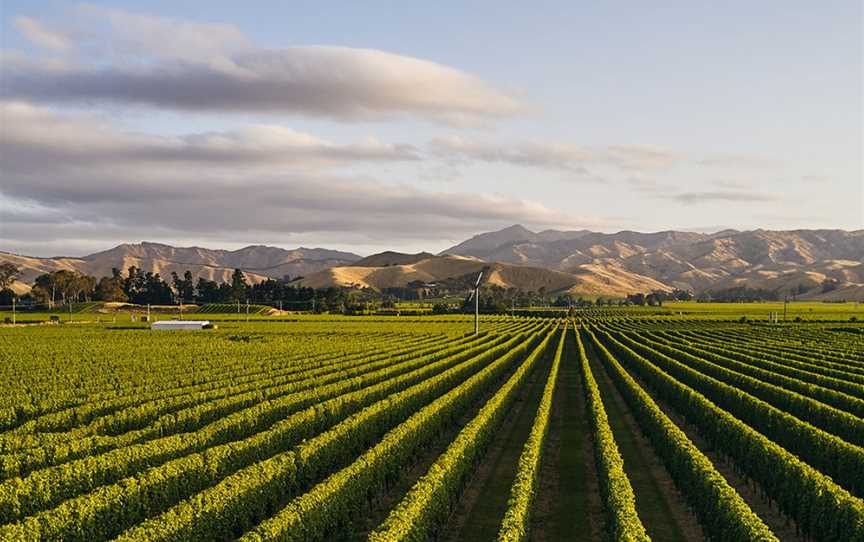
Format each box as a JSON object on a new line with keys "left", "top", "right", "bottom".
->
{"left": 151, "top": 320, "right": 211, "bottom": 330}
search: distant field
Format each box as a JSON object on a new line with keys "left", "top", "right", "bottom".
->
{"left": 3, "top": 300, "right": 862, "bottom": 325}
{"left": 194, "top": 302, "right": 273, "bottom": 315}
{"left": 665, "top": 301, "right": 862, "bottom": 320}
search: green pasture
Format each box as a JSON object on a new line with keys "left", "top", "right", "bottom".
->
{"left": 664, "top": 301, "right": 863, "bottom": 321}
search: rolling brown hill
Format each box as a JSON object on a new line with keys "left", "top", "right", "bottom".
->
{"left": 442, "top": 226, "right": 864, "bottom": 300}
{"left": 1, "top": 242, "right": 361, "bottom": 294}
{"left": 4, "top": 226, "right": 863, "bottom": 300}
{"left": 295, "top": 254, "right": 670, "bottom": 297}
{"left": 351, "top": 251, "right": 436, "bottom": 267}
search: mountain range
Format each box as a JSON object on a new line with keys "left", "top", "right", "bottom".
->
{"left": 3, "top": 225, "right": 863, "bottom": 300}
{"left": 2, "top": 242, "right": 361, "bottom": 294}
{"left": 439, "top": 225, "right": 864, "bottom": 300}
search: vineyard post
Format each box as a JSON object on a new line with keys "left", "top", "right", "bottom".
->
{"left": 472, "top": 271, "right": 483, "bottom": 335}
{"left": 475, "top": 285, "right": 479, "bottom": 334}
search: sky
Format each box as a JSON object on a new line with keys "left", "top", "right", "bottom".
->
{"left": 1, "top": 1, "right": 862, "bottom": 257}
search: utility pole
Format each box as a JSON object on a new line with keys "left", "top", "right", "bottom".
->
{"left": 179, "top": 299, "right": 183, "bottom": 320}
{"left": 69, "top": 302, "right": 72, "bottom": 322}
{"left": 11, "top": 297, "right": 15, "bottom": 325}
{"left": 246, "top": 300, "right": 250, "bottom": 322}
{"left": 147, "top": 304, "right": 151, "bottom": 322}
{"left": 471, "top": 271, "right": 483, "bottom": 335}
{"left": 783, "top": 295, "right": 788, "bottom": 322}
{"left": 312, "top": 297, "right": 316, "bottom": 313}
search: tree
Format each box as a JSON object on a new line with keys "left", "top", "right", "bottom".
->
{"left": 627, "top": 293, "right": 646, "bottom": 306}
{"left": 249, "top": 278, "right": 290, "bottom": 303}
{"left": 94, "top": 273, "right": 127, "bottom": 302}
{"left": 144, "top": 272, "right": 173, "bottom": 304}
{"left": 821, "top": 279, "right": 839, "bottom": 294}
{"left": 432, "top": 302, "right": 450, "bottom": 314}
{"left": 32, "top": 270, "right": 96, "bottom": 305}
{"left": 552, "top": 294, "right": 573, "bottom": 307}
{"left": 123, "top": 266, "right": 144, "bottom": 301}
{"left": 172, "top": 271, "right": 195, "bottom": 302}
{"left": 230, "top": 269, "right": 249, "bottom": 301}
{"left": 218, "top": 282, "right": 234, "bottom": 303}
{"left": 793, "top": 283, "right": 811, "bottom": 297}
{"left": 74, "top": 274, "right": 97, "bottom": 302}
{"left": 33, "top": 272, "right": 60, "bottom": 305}
{"left": 0, "top": 263, "right": 19, "bottom": 290}
{"left": 0, "top": 288, "right": 14, "bottom": 306}
{"left": 123, "top": 267, "right": 173, "bottom": 304}
{"left": 703, "top": 286, "right": 778, "bottom": 302}
{"left": 196, "top": 277, "right": 224, "bottom": 303}
{"left": 646, "top": 293, "right": 662, "bottom": 306}
{"left": 671, "top": 289, "right": 693, "bottom": 301}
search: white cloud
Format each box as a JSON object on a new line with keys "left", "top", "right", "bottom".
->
{"left": 697, "top": 154, "right": 778, "bottom": 169}
{"left": 0, "top": 101, "right": 419, "bottom": 172}
{"left": 76, "top": 4, "right": 252, "bottom": 63}
{"left": 0, "top": 102, "right": 581, "bottom": 253}
{"left": 428, "top": 136, "right": 682, "bottom": 173}
{"left": 13, "top": 16, "right": 72, "bottom": 52}
{"left": 668, "top": 191, "right": 781, "bottom": 204}
{"left": 2, "top": 7, "right": 521, "bottom": 125}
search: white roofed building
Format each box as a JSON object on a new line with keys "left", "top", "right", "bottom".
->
{"left": 151, "top": 320, "right": 211, "bottom": 330}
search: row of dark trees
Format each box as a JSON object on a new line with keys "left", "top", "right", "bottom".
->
{"left": 7, "top": 265, "right": 366, "bottom": 313}
{"left": 457, "top": 286, "right": 697, "bottom": 312}
{"left": 7, "top": 267, "right": 255, "bottom": 306}
{"left": 693, "top": 279, "right": 841, "bottom": 303}
{"left": 625, "top": 289, "right": 694, "bottom": 306}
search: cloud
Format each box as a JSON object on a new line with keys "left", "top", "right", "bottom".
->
{"left": 13, "top": 16, "right": 72, "bottom": 52}
{"left": 623, "top": 177, "right": 672, "bottom": 193}
{"left": 3, "top": 7, "right": 521, "bottom": 125}
{"left": 0, "top": 101, "right": 419, "bottom": 173}
{"left": 697, "top": 154, "right": 777, "bottom": 169}
{"left": 667, "top": 191, "right": 781, "bottom": 204}
{"left": 0, "top": 102, "right": 581, "bottom": 254}
{"left": 75, "top": 4, "right": 252, "bottom": 62}
{"left": 428, "top": 136, "right": 681, "bottom": 173}
{"left": 801, "top": 174, "right": 828, "bottom": 183}
{"left": 0, "top": 178, "right": 581, "bottom": 256}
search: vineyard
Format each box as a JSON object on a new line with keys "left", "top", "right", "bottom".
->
{"left": 195, "top": 303, "right": 273, "bottom": 315}
{"left": 0, "top": 314, "right": 863, "bottom": 541}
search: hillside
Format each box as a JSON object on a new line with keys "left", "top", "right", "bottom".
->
{"left": 1, "top": 242, "right": 361, "bottom": 293}
{"left": 442, "top": 225, "right": 864, "bottom": 300}
{"left": 4, "top": 227, "right": 864, "bottom": 300}
{"left": 352, "top": 251, "right": 436, "bottom": 267}
{"left": 296, "top": 255, "right": 668, "bottom": 297}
